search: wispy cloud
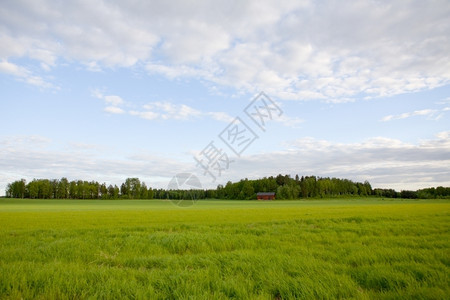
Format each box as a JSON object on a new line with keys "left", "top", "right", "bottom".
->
{"left": 381, "top": 109, "right": 438, "bottom": 122}
{"left": 381, "top": 107, "right": 448, "bottom": 122}
{"left": 134, "top": 101, "right": 238, "bottom": 123}
{"left": 142, "top": 102, "right": 202, "bottom": 120}
{"left": 104, "top": 95, "right": 125, "bottom": 106}
{"left": 92, "top": 90, "right": 127, "bottom": 114}
{"left": 93, "top": 89, "right": 235, "bottom": 122}
{"left": 128, "top": 110, "right": 159, "bottom": 120}
{"left": 0, "top": 60, "right": 54, "bottom": 89}
{"left": 104, "top": 106, "right": 125, "bottom": 114}
{"left": 437, "top": 97, "right": 450, "bottom": 105}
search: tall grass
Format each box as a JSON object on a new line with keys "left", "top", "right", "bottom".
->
{"left": 0, "top": 199, "right": 448, "bottom": 299}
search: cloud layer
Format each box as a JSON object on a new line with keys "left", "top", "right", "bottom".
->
{"left": 1, "top": 132, "right": 449, "bottom": 195}
{"left": 1, "top": 0, "right": 449, "bottom": 99}
{"left": 225, "top": 132, "right": 450, "bottom": 190}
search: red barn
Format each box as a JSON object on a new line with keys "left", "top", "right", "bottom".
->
{"left": 257, "top": 192, "right": 275, "bottom": 200}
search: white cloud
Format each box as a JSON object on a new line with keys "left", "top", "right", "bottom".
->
{"left": 145, "top": 63, "right": 213, "bottom": 81}
{"left": 381, "top": 108, "right": 448, "bottom": 122}
{"left": 0, "top": 60, "right": 26, "bottom": 77}
{"left": 93, "top": 90, "right": 127, "bottom": 114}
{"left": 143, "top": 102, "right": 202, "bottom": 120}
{"left": 91, "top": 89, "right": 105, "bottom": 100}
{"left": 0, "top": 60, "right": 53, "bottom": 88}
{"left": 129, "top": 110, "right": 159, "bottom": 120}
{"left": 1, "top": 0, "right": 449, "bottom": 100}
{"left": 134, "top": 101, "right": 236, "bottom": 123}
{"left": 104, "top": 95, "right": 124, "bottom": 106}
{"left": 104, "top": 106, "right": 125, "bottom": 114}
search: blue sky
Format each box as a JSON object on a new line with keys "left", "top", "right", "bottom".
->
{"left": 1, "top": 0, "right": 449, "bottom": 195}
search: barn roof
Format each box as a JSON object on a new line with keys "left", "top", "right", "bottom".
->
{"left": 257, "top": 192, "right": 275, "bottom": 196}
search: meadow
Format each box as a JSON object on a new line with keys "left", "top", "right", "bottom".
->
{"left": 0, "top": 198, "right": 448, "bottom": 299}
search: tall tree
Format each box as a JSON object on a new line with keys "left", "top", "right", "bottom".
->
{"left": 100, "top": 183, "right": 108, "bottom": 199}
{"left": 140, "top": 182, "right": 148, "bottom": 199}
{"left": 240, "top": 179, "right": 255, "bottom": 199}
{"left": 69, "top": 181, "right": 77, "bottom": 199}
{"left": 27, "top": 180, "right": 39, "bottom": 199}
{"left": 57, "top": 178, "right": 69, "bottom": 199}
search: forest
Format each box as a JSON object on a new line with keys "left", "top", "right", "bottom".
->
{"left": 5, "top": 175, "right": 450, "bottom": 200}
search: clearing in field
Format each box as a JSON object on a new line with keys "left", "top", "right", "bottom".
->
{"left": 0, "top": 198, "right": 449, "bottom": 299}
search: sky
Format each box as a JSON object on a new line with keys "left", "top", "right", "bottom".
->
{"left": 1, "top": 0, "right": 449, "bottom": 195}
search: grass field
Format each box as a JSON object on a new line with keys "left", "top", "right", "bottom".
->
{"left": 0, "top": 198, "right": 449, "bottom": 299}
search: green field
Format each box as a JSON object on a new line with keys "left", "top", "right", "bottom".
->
{"left": 0, "top": 199, "right": 449, "bottom": 299}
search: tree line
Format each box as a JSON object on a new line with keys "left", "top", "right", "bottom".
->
{"left": 372, "top": 187, "right": 450, "bottom": 199}
{"left": 5, "top": 175, "right": 450, "bottom": 200}
{"left": 5, "top": 178, "right": 153, "bottom": 200}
